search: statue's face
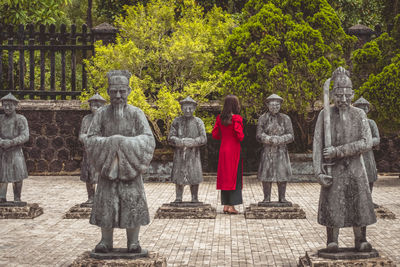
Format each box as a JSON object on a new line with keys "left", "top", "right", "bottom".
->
{"left": 357, "top": 104, "right": 369, "bottom": 114}
{"left": 108, "top": 85, "right": 130, "bottom": 106}
{"left": 267, "top": 100, "right": 281, "bottom": 114}
{"left": 181, "top": 103, "right": 196, "bottom": 118}
{"left": 90, "top": 101, "right": 105, "bottom": 113}
{"left": 2, "top": 100, "right": 16, "bottom": 116}
{"left": 333, "top": 87, "right": 353, "bottom": 109}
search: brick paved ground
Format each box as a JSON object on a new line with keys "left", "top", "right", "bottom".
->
{"left": 0, "top": 175, "right": 399, "bottom": 267}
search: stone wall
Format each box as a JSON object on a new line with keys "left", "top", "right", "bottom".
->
{"left": 6, "top": 100, "right": 400, "bottom": 176}
{"left": 16, "top": 100, "right": 88, "bottom": 175}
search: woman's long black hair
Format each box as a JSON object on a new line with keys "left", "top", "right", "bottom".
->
{"left": 220, "top": 95, "right": 240, "bottom": 126}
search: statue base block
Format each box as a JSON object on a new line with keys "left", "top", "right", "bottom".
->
{"left": 155, "top": 202, "right": 216, "bottom": 219}
{"left": 90, "top": 248, "right": 149, "bottom": 260}
{"left": 374, "top": 205, "right": 396, "bottom": 219}
{"left": 298, "top": 249, "right": 395, "bottom": 266}
{"left": 244, "top": 203, "right": 306, "bottom": 219}
{"left": 0, "top": 203, "right": 43, "bottom": 219}
{"left": 64, "top": 203, "right": 92, "bottom": 219}
{"left": 0, "top": 201, "right": 27, "bottom": 207}
{"left": 257, "top": 201, "right": 293, "bottom": 207}
{"left": 70, "top": 250, "right": 166, "bottom": 267}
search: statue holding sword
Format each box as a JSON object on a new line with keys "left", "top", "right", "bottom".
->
{"left": 313, "top": 67, "right": 376, "bottom": 252}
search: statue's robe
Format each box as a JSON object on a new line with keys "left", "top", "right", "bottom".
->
{"left": 313, "top": 106, "right": 377, "bottom": 228}
{"left": 363, "top": 119, "right": 380, "bottom": 183}
{"left": 0, "top": 114, "right": 29, "bottom": 183}
{"left": 168, "top": 116, "right": 207, "bottom": 185}
{"left": 86, "top": 104, "right": 155, "bottom": 229}
{"left": 79, "top": 113, "right": 96, "bottom": 183}
{"left": 256, "top": 112, "right": 294, "bottom": 182}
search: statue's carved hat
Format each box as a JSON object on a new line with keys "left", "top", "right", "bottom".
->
{"left": 266, "top": 93, "right": 283, "bottom": 103}
{"left": 1, "top": 93, "right": 19, "bottom": 103}
{"left": 107, "top": 70, "right": 131, "bottom": 86}
{"left": 353, "top": 97, "right": 370, "bottom": 107}
{"left": 180, "top": 96, "right": 197, "bottom": 106}
{"left": 332, "top": 67, "right": 352, "bottom": 89}
{"left": 88, "top": 93, "right": 107, "bottom": 103}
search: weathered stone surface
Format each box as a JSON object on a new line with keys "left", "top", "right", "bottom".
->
{"left": 25, "top": 159, "right": 35, "bottom": 172}
{"left": 29, "top": 147, "right": 41, "bottom": 159}
{"left": 375, "top": 205, "right": 396, "bottom": 219}
{"left": 49, "top": 160, "right": 62, "bottom": 172}
{"left": 70, "top": 251, "right": 167, "bottom": 267}
{"left": 57, "top": 148, "right": 70, "bottom": 161}
{"left": 0, "top": 201, "right": 27, "bottom": 207}
{"left": 36, "top": 136, "right": 49, "bottom": 149}
{"left": 0, "top": 203, "right": 43, "bottom": 219}
{"left": 64, "top": 160, "right": 80, "bottom": 172}
{"left": 299, "top": 250, "right": 395, "bottom": 267}
{"left": 46, "top": 124, "right": 59, "bottom": 136}
{"left": 43, "top": 148, "right": 55, "bottom": 161}
{"left": 90, "top": 248, "right": 148, "bottom": 260}
{"left": 244, "top": 203, "right": 306, "bottom": 219}
{"left": 155, "top": 202, "right": 216, "bottom": 219}
{"left": 64, "top": 204, "right": 92, "bottom": 219}
{"left": 318, "top": 248, "right": 379, "bottom": 260}
{"left": 52, "top": 137, "right": 64, "bottom": 149}
{"left": 257, "top": 201, "right": 293, "bottom": 207}
{"left": 37, "top": 160, "right": 49, "bottom": 172}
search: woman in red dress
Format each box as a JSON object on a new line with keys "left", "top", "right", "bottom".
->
{"left": 212, "top": 95, "right": 244, "bottom": 214}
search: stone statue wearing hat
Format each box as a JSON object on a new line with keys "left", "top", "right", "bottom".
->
{"left": 313, "top": 67, "right": 376, "bottom": 252}
{"left": 85, "top": 70, "right": 155, "bottom": 255}
{"left": 256, "top": 93, "right": 294, "bottom": 203}
{"left": 79, "top": 93, "right": 107, "bottom": 204}
{"left": 353, "top": 97, "right": 380, "bottom": 206}
{"left": 168, "top": 96, "right": 207, "bottom": 202}
{"left": 0, "top": 93, "right": 29, "bottom": 203}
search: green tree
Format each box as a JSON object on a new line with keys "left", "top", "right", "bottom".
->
{"left": 219, "top": 0, "right": 356, "bottom": 151}
{"left": 352, "top": 15, "right": 400, "bottom": 130}
{"left": 83, "top": 0, "right": 234, "bottom": 145}
{"left": 0, "top": 0, "right": 71, "bottom": 25}
{"left": 355, "top": 55, "right": 400, "bottom": 129}
{"left": 327, "top": 0, "right": 382, "bottom": 30}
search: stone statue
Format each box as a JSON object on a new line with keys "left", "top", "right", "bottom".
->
{"left": 79, "top": 93, "right": 106, "bottom": 204}
{"left": 85, "top": 70, "right": 155, "bottom": 254}
{"left": 256, "top": 94, "right": 294, "bottom": 203}
{"left": 0, "top": 93, "right": 29, "bottom": 203}
{"left": 168, "top": 96, "right": 207, "bottom": 203}
{"left": 313, "top": 67, "right": 376, "bottom": 252}
{"left": 353, "top": 97, "right": 380, "bottom": 203}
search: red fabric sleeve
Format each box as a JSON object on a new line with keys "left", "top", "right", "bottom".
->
{"left": 212, "top": 115, "right": 221, "bottom": 140}
{"left": 232, "top": 115, "right": 244, "bottom": 142}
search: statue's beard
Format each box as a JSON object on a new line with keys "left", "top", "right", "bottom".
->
{"left": 112, "top": 103, "right": 125, "bottom": 119}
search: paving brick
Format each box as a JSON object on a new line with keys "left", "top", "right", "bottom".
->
{"left": 0, "top": 175, "right": 399, "bottom": 266}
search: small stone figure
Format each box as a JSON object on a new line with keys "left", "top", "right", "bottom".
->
{"left": 79, "top": 93, "right": 107, "bottom": 205}
{"left": 353, "top": 97, "right": 380, "bottom": 203}
{"left": 0, "top": 93, "right": 29, "bottom": 203}
{"left": 313, "top": 67, "right": 376, "bottom": 253}
{"left": 85, "top": 70, "right": 155, "bottom": 254}
{"left": 168, "top": 97, "right": 207, "bottom": 203}
{"left": 256, "top": 94, "right": 294, "bottom": 203}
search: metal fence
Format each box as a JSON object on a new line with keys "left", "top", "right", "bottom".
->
{"left": 0, "top": 23, "right": 116, "bottom": 100}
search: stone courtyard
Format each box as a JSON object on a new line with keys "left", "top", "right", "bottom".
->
{"left": 0, "top": 175, "right": 399, "bottom": 267}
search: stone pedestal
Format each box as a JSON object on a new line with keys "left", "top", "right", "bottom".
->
{"left": 155, "top": 202, "right": 216, "bottom": 219}
{"left": 244, "top": 202, "right": 306, "bottom": 219}
{"left": 64, "top": 203, "right": 92, "bottom": 219}
{"left": 70, "top": 250, "right": 166, "bottom": 267}
{"left": 375, "top": 205, "right": 396, "bottom": 219}
{"left": 298, "top": 249, "right": 395, "bottom": 266}
{"left": 0, "top": 202, "right": 43, "bottom": 219}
